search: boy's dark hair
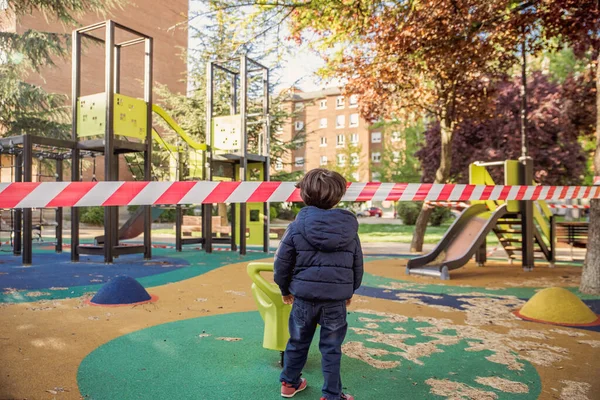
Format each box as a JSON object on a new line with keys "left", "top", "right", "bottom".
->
{"left": 296, "top": 168, "right": 347, "bottom": 210}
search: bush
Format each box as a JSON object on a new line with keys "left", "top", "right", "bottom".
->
{"left": 430, "top": 206, "right": 453, "bottom": 226}
{"left": 270, "top": 205, "right": 278, "bottom": 220}
{"left": 277, "top": 209, "right": 296, "bottom": 220}
{"left": 397, "top": 202, "right": 422, "bottom": 225}
{"left": 79, "top": 206, "right": 105, "bottom": 225}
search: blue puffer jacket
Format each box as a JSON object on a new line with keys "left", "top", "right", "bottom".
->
{"left": 274, "top": 206, "right": 364, "bottom": 302}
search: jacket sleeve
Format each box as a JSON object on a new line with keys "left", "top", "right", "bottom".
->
{"left": 274, "top": 225, "right": 296, "bottom": 296}
{"left": 353, "top": 234, "right": 364, "bottom": 292}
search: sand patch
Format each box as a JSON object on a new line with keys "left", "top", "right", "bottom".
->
{"left": 475, "top": 377, "right": 529, "bottom": 393}
{"left": 550, "top": 328, "right": 587, "bottom": 337}
{"left": 426, "top": 379, "right": 498, "bottom": 400}
{"left": 577, "top": 340, "right": 600, "bottom": 348}
{"left": 215, "top": 337, "right": 242, "bottom": 342}
{"left": 560, "top": 380, "right": 591, "bottom": 400}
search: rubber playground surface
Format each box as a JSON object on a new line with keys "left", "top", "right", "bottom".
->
{"left": 0, "top": 248, "right": 599, "bottom": 399}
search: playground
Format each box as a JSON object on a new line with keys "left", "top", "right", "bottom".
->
{"left": 0, "top": 17, "right": 599, "bottom": 400}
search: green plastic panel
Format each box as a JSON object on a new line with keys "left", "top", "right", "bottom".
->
{"left": 504, "top": 160, "right": 520, "bottom": 213}
{"left": 213, "top": 115, "right": 242, "bottom": 152}
{"left": 77, "top": 93, "right": 106, "bottom": 137}
{"left": 77, "top": 93, "right": 147, "bottom": 139}
{"left": 235, "top": 163, "right": 265, "bottom": 247}
{"left": 114, "top": 93, "right": 147, "bottom": 139}
{"left": 469, "top": 163, "right": 497, "bottom": 212}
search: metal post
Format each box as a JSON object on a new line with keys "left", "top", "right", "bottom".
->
{"left": 104, "top": 21, "right": 116, "bottom": 263}
{"left": 13, "top": 152, "right": 22, "bottom": 256}
{"left": 475, "top": 238, "right": 486, "bottom": 266}
{"left": 55, "top": 159, "right": 63, "bottom": 253}
{"left": 143, "top": 36, "right": 153, "bottom": 259}
{"left": 262, "top": 66, "right": 270, "bottom": 253}
{"left": 71, "top": 29, "right": 81, "bottom": 262}
{"left": 203, "top": 62, "right": 214, "bottom": 253}
{"left": 114, "top": 45, "right": 121, "bottom": 93}
{"left": 239, "top": 55, "right": 248, "bottom": 256}
{"left": 175, "top": 205, "right": 182, "bottom": 251}
{"left": 520, "top": 160, "right": 535, "bottom": 271}
{"left": 22, "top": 135, "right": 33, "bottom": 265}
{"left": 230, "top": 72, "right": 237, "bottom": 252}
{"left": 519, "top": 33, "right": 534, "bottom": 271}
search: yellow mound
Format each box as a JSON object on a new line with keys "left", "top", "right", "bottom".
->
{"left": 516, "top": 287, "right": 599, "bottom": 326}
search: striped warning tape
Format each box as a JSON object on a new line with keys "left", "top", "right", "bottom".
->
{"left": 427, "top": 201, "right": 590, "bottom": 210}
{"left": 0, "top": 181, "right": 600, "bottom": 208}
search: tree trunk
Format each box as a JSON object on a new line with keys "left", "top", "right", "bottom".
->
{"left": 410, "top": 115, "right": 453, "bottom": 252}
{"left": 580, "top": 53, "right": 600, "bottom": 295}
{"left": 218, "top": 203, "right": 229, "bottom": 225}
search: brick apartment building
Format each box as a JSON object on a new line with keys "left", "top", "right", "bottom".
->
{"left": 275, "top": 87, "right": 388, "bottom": 182}
{"left": 0, "top": 0, "right": 188, "bottom": 181}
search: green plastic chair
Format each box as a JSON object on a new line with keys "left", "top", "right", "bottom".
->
{"left": 247, "top": 262, "right": 291, "bottom": 363}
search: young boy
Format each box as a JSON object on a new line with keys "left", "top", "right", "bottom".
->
{"left": 274, "top": 168, "right": 363, "bottom": 400}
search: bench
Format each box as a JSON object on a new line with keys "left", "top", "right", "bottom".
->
{"left": 0, "top": 209, "right": 58, "bottom": 242}
{"left": 179, "top": 216, "right": 232, "bottom": 237}
{"left": 269, "top": 227, "right": 287, "bottom": 239}
{"left": 556, "top": 222, "right": 588, "bottom": 258}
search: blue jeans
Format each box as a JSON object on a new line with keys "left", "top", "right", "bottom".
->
{"left": 280, "top": 298, "right": 348, "bottom": 400}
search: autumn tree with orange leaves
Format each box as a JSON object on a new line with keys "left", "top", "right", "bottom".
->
{"left": 286, "top": 0, "right": 532, "bottom": 252}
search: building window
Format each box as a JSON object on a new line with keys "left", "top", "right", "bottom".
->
{"left": 350, "top": 133, "right": 359, "bottom": 144}
{"left": 349, "top": 94, "right": 358, "bottom": 107}
{"left": 295, "top": 157, "right": 305, "bottom": 167}
{"left": 352, "top": 172, "right": 360, "bottom": 181}
{"left": 349, "top": 113, "right": 359, "bottom": 127}
{"left": 336, "top": 96, "right": 345, "bottom": 109}
{"left": 336, "top": 134, "right": 345, "bottom": 147}
{"left": 337, "top": 154, "right": 346, "bottom": 166}
{"left": 320, "top": 99, "right": 327, "bottom": 109}
{"left": 0, "top": 0, "right": 7, "bottom": 10}
{"left": 351, "top": 153, "right": 359, "bottom": 166}
{"left": 392, "top": 151, "right": 400, "bottom": 163}
{"left": 336, "top": 115, "right": 345, "bottom": 128}
{"left": 371, "top": 131, "right": 382, "bottom": 143}
{"left": 371, "top": 152, "right": 381, "bottom": 163}
{"left": 319, "top": 118, "right": 328, "bottom": 128}
{"left": 294, "top": 102, "right": 304, "bottom": 111}
{"left": 320, "top": 156, "right": 328, "bottom": 166}
{"left": 275, "top": 159, "right": 283, "bottom": 171}
{"left": 295, "top": 121, "right": 304, "bottom": 131}
{"left": 372, "top": 172, "right": 381, "bottom": 182}
{"left": 391, "top": 131, "right": 401, "bottom": 142}
{"left": 320, "top": 136, "right": 327, "bottom": 147}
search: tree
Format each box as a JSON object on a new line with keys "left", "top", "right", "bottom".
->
{"left": 0, "top": 0, "right": 112, "bottom": 138}
{"left": 371, "top": 121, "right": 423, "bottom": 184}
{"left": 417, "top": 72, "right": 591, "bottom": 186}
{"left": 533, "top": 0, "right": 600, "bottom": 294}
{"left": 282, "top": 0, "right": 534, "bottom": 252}
{"left": 331, "top": 143, "right": 363, "bottom": 183}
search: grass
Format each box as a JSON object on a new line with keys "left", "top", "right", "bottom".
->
{"left": 151, "top": 224, "right": 501, "bottom": 245}
{"left": 358, "top": 224, "right": 500, "bottom": 245}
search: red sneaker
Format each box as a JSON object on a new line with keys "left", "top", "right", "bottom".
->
{"left": 320, "top": 394, "right": 354, "bottom": 400}
{"left": 281, "top": 378, "right": 307, "bottom": 398}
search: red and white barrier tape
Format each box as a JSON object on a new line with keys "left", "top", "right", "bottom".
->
{"left": 547, "top": 204, "right": 589, "bottom": 210}
{"left": 428, "top": 201, "right": 590, "bottom": 210}
{"left": 426, "top": 201, "right": 469, "bottom": 209}
{"left": 1, "top": 181, "right": 600, "bottom": 208}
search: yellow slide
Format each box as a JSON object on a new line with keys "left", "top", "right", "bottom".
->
{"left": 151, "top": 104, "right": 207, "bottom": 152}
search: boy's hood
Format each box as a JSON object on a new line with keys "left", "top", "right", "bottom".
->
{"left": 295, "top": 206, "right": 358, "bottom": 252}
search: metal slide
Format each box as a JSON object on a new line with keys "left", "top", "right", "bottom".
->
{"left": 406, "top": 203, "right": 508, "bottom": 280}
{"left": 95, "top": 207, "right": 164, "bottom": 245}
